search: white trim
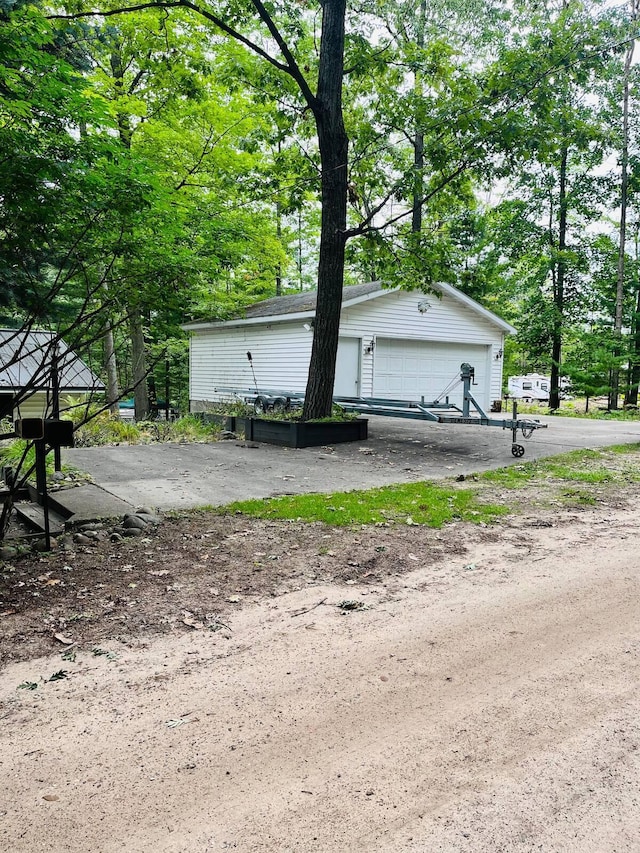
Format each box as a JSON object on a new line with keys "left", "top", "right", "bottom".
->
{"left": 182, "top": 310, "right": 315, "bottom": 331}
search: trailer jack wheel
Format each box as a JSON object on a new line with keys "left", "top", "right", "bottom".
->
{"left": 511, "top": 443, "right": 525, "bottom": 458}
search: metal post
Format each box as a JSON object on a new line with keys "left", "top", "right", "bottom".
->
{"left": 165, "top": 357, "right": 170, "bottom": 421}
{"left": 35, "top": 439, "right": 51, "bottom": 551}
{"left": 460, "top": 363, "right": 472, "bottom": 417}
{"left": 512, "top": 400, "right": 518, "bottom": 444}
{"left": 51, "top": 349, "right": 61, "bottom": 471}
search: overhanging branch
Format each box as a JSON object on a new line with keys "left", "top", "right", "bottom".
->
{"left": 49, "top": 0, "right": 300, "bottom": 82}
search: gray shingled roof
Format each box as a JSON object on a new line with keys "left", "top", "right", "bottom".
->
{"left": 0, "top": 329, "right": 104, "bottom": 391}
{"left": 240, "top": 282, "right": 384, "bottom": 319}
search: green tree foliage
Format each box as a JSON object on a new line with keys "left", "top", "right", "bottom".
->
{"left": 5, "top": 0, "right": 640, "bottom": 419}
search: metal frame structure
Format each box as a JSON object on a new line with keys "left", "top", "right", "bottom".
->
{"left": 214, "top": 363, "right": 547, "bottom": 457}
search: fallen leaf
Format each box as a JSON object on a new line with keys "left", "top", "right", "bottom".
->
{"left": 53, "top": 633, "right": 75, "bottom": 645}
{"left": 42, "top": 795, "right": 59, "bottom": 802}
{"left": 47, "top": 670, "right": 68, "bottom": 682}
{"left": 337, "top": 600, "right": 369, "bottom": 612}
{"left": 182, "top": 616, "right": 204, "bottom": 630}
{"left": 0, "top": 609, "right": 17, "bottom": 617}
{"left": 166, "top": 716, "right": 197, "bottom": 728}
{"left": 407, "top": 554, "right": 419, "bottom": 562}
{"left": 227, "top": 595, "right": 241, "bottom": 603}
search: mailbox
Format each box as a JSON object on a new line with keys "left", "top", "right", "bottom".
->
{"left": 15, "top": 418, "right": 44, "bottom": 439}
{"left": 14, "top": 418, "right": 74, "bottom": 446}
{"left": 44, "top": 419, "right": 74, "bottom": 447}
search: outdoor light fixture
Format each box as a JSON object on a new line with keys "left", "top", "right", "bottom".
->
{"left": 495, "top": 348, "right": 503, "bottom": 360}
{"left": 417, "top": 298, "right": 431, "bottom": 314}
{"left": 364, "top": 339, "right": 375, "bottom": 355}
{"left": 303, "top": 320, "right": 315, "bottom": 332}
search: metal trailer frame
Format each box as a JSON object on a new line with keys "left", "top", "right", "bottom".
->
{"left": 214, "top": 363, "right": 547, "bottom": 457}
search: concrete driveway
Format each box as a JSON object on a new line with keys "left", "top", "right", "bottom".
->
{"left": 63, "top": 414, "right": 640, "bottom": 512}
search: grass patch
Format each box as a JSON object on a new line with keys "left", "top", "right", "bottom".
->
{"left": 223, "top": 481, "right": 509, "bottom": 528}
{"left": 478, "top": 447, "right": 640, "bottom": 489}
{"left": 220, "top": 443, "right": 640, "bottom": 527}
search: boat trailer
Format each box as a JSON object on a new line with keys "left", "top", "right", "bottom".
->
{"left": 215, "top": 362, "right": 547, "bottom": 457}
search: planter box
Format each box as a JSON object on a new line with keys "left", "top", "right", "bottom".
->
{"left": 245, "top": 417, "right": 368, "bottom": 448}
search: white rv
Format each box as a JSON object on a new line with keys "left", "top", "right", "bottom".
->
{"left": 507, "top": 373, "right": 550, "bottom": 402}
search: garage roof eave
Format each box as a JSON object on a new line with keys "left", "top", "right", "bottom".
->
{"left": 181, "top": 309, "right": 317, "bottom": 331}
{"left": 181, "top": 281, "right": 515, "bottom": 335}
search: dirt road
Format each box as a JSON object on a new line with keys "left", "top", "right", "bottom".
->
{"left": 1, "top": 497, "right": 639, "bottom": 852}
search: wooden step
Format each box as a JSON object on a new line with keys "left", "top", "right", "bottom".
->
{"left": 14, "top": 503, "right": 67, "bottom": 535}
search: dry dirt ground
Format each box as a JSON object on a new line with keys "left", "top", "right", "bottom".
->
{"left": 1, "top": 477, "right": 639, "bottom": 851}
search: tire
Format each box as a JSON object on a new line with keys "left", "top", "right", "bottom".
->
{"left": 270, "top": 396, "right": 289, "bottom": 414}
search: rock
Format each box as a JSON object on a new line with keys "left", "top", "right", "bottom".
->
{"left": 81, "top": 530, "right": 99, "bottom": 540}
{"left": 79, "top": 522, "right": 105, "bottom": 532}
{"left": 133, "top": 513, "right": 161, "bottom": 526}
{"left": 123, "top": 527, "right": 143, "bottom": 538}
{"left": 73, "top": 533, "right": 94, "bottom": 545}
{"left": 33, "top": 537, "right": 57, "bottom": 552}
{"left": 0, "top": 545, "right": 17, "bottom": 561}
{"left": 135, "top": 506, "right": 156, "bottom": 516}
{"left": 123, "top": 515, "right": 148, "bottom": 530}
{"left": 110, "top": 532, "right": 124, "bottom": 542}
{"left": 51, "top": 471, "right": 65, "bottom": 482}
{"left": 219, "top": 430, "right": 236, "bottom": 440}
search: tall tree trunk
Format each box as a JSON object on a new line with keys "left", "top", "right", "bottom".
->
{"left": 302, "top": 0, "right": 348, "bottom": 420}
{"left": 130, "top": 311, "right": 149, "bottom": 419}
{"left": 610, "top": 1, "right": 637, "bottom": 409}
{"left": 412, "top": 0, "right": 426, "bottom": 234}
{"left": 549, "top": 144, "right": 568, "bottom": 411}
{"left": 112, "top": 44, "right": 148, "bottom": 418}
{"left": 276, "top": 139, "right": 283, "bottom": 296}
{"left": 104, "top": 316, "right": 120, "bottom": 415}
{"left": 276, "top": 203, "right": 283, "bottom": 297}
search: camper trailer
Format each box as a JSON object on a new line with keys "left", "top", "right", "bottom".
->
{"left": 507, "top": 373, "right": 550, "bottom": 403}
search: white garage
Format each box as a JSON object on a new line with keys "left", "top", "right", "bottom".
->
{"left": 183, "top": 281, "right": 515, "bottom": 413}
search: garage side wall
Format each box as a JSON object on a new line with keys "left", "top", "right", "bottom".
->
{"left": 338, "top": 290, "right": 505, "bottom": 403}
{"left": 189, "top": 322, "right": 313, "bottom": 409}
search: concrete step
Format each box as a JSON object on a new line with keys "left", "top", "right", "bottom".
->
{"left": 48, "top": 484, "right": 133, "bottom": 524}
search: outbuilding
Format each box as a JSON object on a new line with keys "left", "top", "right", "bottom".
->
{"left": 0, "top": 329, "right": 104, "bottom": 422}
{"left": 183, "top": 282, "right": 515, "bottom": 413}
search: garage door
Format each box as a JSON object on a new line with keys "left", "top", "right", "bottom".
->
{"left": 373, "top": 339, "right": 491, "bottom": 408}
